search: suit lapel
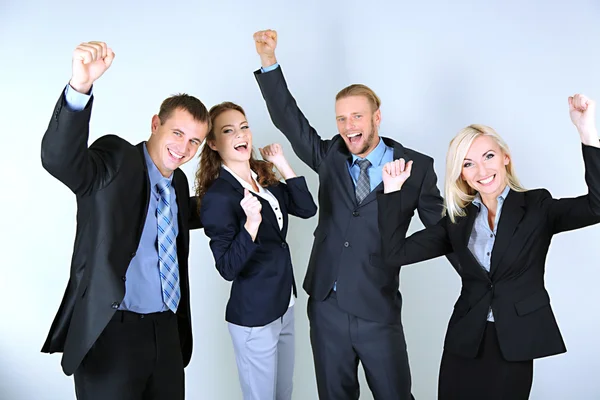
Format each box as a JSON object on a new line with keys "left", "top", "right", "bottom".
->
{"left": 455, "top": 203, "right": 490, "bottom": 278}
{"left": 135, "top": 143, "right": 151, "bottom": 245}
{"left": 332, "top": 146, "right": 358, "bottom": 206}
{"left": 172, "top": 171, "right": 187, "bottom": 236}
{"left": 219, "top": 168, "right": 284, "bottom": 240}
{"left": 490, "top": 190, "right": 525, "bottom": 276}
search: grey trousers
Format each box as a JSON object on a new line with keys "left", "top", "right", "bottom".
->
{"left": 228, "top": 306, "right": 295, "bottom": 400}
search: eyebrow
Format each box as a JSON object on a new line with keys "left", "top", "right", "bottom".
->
{"left": 463, "top": 149, "right": 495, "bottom": 161}
{"left": 220, "top": 120, "right": 248, "bottom": 129}
{"left": 336, "top": 112, "right": 364, "bottom": 119}
{"left": 464, "top": 149, "right": 495, "bottom": 161}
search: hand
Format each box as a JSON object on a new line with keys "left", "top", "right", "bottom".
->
{"left": 69, "top": 41, "right": 115, "bottom": 94}
{"left": 259, "top": 143, "right": 287, "bottom": 166}
{"left": 382, "top": 159, "right": 413, "bottom": 193}
{"left": 569, "top": 94, "right": 598, "bottom": 143}
{"left": 241, "top": 189, "right": 262, "bottom": 226}
{"left": 253, "top": 29, "right": 278, "bottom": 68}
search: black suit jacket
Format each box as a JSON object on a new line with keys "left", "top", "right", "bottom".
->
{"left": 255, "top": 66, "right": 447, "bottom": 324}
{"left": 40, "top": 92, "right": 198, "bottom": 375}
{"left": 200, "top": 168, "right": 317, "bottom": 327}
{"left": 378, "top": 144, "right": 600, "bottom": 361}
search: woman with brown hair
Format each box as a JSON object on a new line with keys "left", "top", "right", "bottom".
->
{"left": 196, "top": 101, "right": 317, "bottom": 400}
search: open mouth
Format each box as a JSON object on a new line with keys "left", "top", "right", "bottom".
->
{"left": 234, "top": 142, "right": 249, "bottom": 152}
{"left": 478, "top": 174, "right": 496, "bottom": 186}
{"left": 347, "top": 132, "right": 362, "bottom": 144}
{"left": 168, "top": 148, "right": 184, "bottom": 161}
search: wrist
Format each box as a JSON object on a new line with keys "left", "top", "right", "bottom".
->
{"left": 579, "top": 128, "right": 599, "bottom": 146}
{"left": 69, "top": 79, "right": 92, "bottom": 94}
{"left": 383, "top": 184, "right": 403, "bottom": 194}
{"left": 260, "top": 55, "right": 277, "bottom": 69}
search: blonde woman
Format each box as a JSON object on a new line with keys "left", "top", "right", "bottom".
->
{"left": 377, "top": 94, "right": 600, "bottom": 399}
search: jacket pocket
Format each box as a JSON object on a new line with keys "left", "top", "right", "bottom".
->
{"left": 514, "top": 290, "right": 550, "bottom": 316}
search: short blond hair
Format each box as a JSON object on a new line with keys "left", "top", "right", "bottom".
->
{"left": 336, "top": 84, "right": 381, "bottom": 112}
{"left": 444, "top": 124, "right": 526, "bottom": 223}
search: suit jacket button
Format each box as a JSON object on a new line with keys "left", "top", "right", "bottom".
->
{"left": 352, "top": 211, "right": 359, "bottom": 217}
{"left": 488, "top": 283, "right": 493, "bottom": 290}
{"left": 131, "top": 252, "right": 136, "bottom": 258}
{"left": 281, "top": 242, "right": 287, "bottom": 249}
{"left": 121, "top": 276, "right": 127, "bottom": 282}
{"left": 344, "top": 242, "right": 349, "bottom": 247}
{"left": 111, "top": 302, "right": 120, "bottom": 309}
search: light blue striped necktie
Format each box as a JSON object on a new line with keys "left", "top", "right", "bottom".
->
{"left": 156, "top": 180, "right": 180, "bottom": 313}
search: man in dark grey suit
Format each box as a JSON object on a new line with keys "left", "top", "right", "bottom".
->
{"left": 252, "top": 29, "right": 448, "bottom": 400}
{"left": 41, "top": 41, "right": 209, "bottom": 399}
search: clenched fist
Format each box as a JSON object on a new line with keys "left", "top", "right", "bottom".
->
{"left": 259, "top": 143, "right": 286, "bottom": 167}
{"left": 70, "top": 41, "right": 115, "bottom": 94}
{"left": 569, "top": 94, "right": 597, "bottom": 144}
{"left": 382, "top": 159, "right": 413, "bottom": 194}
{"left": 241, "top": 189, "right": 262, "bottom": 240}
{"left": 253, "top": 29, "right": 278, "bottom": 68}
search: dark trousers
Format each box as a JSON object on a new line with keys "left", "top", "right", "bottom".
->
{"left": 439, "top": 322, "right": 533, "bottom": 400}
{"left": 74, "top": 310, "right": 184, "bottom": 400}
{"left": 308, "top": 291, "right": 414, "bottom": 400}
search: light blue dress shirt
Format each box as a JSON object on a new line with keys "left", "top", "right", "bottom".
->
{"left": 468, "top": 184, "right": 511, "bottom": 322}
{"left": 64, "top": 84, "right": 179, "bottom": 314}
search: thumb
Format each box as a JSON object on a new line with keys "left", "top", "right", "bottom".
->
{"left": 586, "top": 99, "right": 596, "bottom": 114}
{"left": 104, "top": 49, "right": 115, "bottom": 68}
{"left": 244, "top": 188, "right": 250, "bottom": 197}
{"left": 405, "top": 160, "right": 414, "bottom": 176}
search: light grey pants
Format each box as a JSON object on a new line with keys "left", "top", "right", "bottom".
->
{"left": 228, "top": 306, "right": 295, "bottom": 400}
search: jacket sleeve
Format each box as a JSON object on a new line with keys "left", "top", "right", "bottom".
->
{"left": 200, "top": 190, "right": 259, "bottom": 281}
{"left": 280, "top": 177, "right": 318, "bottom": 219}
{"left": 254, "top": 66, "right": 334, "bottom": 172}
{"left": 546, "top": 143, "right": 600, "bottom": 233}
{"left": 378, "top": 190, "right": 453, "bottom": 269}
{"left": 41, "top": 91, "right": 120, "bottom": 196}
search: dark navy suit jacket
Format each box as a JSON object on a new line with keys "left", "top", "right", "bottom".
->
{"left": 201, "top": 168, "right": 317, "bottom": 327}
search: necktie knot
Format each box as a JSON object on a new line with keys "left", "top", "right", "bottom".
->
{"left": 356, "top": 159, "right": 371, "bottom": 171}
{"left": 157, "top": 179, "right": 171, "bottom": 196}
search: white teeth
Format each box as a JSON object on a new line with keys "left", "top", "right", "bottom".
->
{"left": 347, "top": 133, "right": 361, "bottom": 138}
{"left": 479, "top": 175, "right": 494, "bottom": 185}
{"left": 234, "top": 142, "right": 248, "bottom": 149}
{"left": 168, "top": 149, "right": 183, "bottom": 159}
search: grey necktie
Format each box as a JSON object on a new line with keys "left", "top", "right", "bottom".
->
{"left": 355, "top": 159, "right": 372, "bottom": 203}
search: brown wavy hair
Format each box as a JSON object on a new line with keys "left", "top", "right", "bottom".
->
{"left": 194, "top": 101, "right": 281, "bottom": 209}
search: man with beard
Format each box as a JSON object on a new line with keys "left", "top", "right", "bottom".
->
{"left": 252, "top": 29, "right": 449, "bottom": 399}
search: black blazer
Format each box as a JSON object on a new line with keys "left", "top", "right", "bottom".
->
{"left": 378, "top": 144, "right": 600, "bottom": 361}
{"left": 255, "top": 66, "right": 450, "bottom": 324}
{"left": 40, "top": 92, "right": 199, "bottom": 375}
{"left": 200, "top": 168, "right": 317, "bottom": 327}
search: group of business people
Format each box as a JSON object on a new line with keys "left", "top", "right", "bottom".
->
{"left": 40, "top": 28, "right": 600, "bottom": 400}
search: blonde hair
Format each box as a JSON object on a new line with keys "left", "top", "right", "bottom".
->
{"left": 444, "top": 124, "right": 526, "bottom": 223}
{"left": 336, "top": 84, "right": 381, "bottom": 112}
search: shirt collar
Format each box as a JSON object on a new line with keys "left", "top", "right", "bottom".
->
{"left": 351, "top": 137, "right": 387, "bottom": 167}
{"left": 222, "top": 164, "right": 263, "bottom": 193}
{"left": 472, "top": 184, "right": 510, "bottom": 209}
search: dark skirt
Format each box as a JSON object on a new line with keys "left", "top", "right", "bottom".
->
{"left": 438, "top": 322, "right": 533, "bottom": 400}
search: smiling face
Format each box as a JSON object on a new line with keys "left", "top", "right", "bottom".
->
{"left": 335, "top": 95, "right": 381, "bottom": 158}
{"left": 208, "top": 109, "right": 253, "bottom": 166}
{"left": 461, "top": 135, "right": 510, "bottom": 200}
{"left": 147, "top": 108, "right": 208, "bottom": 177}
